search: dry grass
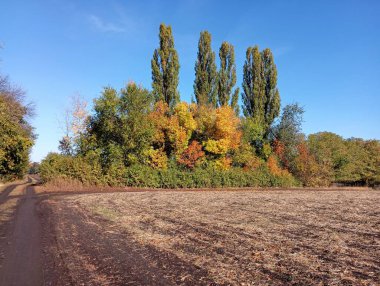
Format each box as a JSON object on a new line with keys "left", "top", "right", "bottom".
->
{"left": 52, "top": 190, "right": 380, "bottom": 285}
{"left": 36, "top": 177, "right": 87, "bottom": 193}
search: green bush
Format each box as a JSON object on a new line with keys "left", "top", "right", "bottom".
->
{"left": 124, "top": 164, "right": 160, "bottom": 188}
{"left": 39, "top": 153, "right": 103, "bottom": 185}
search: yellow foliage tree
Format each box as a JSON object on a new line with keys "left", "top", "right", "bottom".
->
{"left": 192, "top": 105, "right": 242, "bottom": 169}
{"left": 149, "top": 101, "right": 197, "bottom": 159}
{"left": 202, "top": 105, "right": 241, "bottom": 156}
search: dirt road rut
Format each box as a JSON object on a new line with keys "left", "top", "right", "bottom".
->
{"left": 0, "top": 180, "right": 42, "bottom": 286}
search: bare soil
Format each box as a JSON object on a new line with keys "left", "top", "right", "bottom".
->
{"left": 1, "top": 181, "right": 379, "bottom": 285}
{"left": 41, "top": 189, "right": 380, "bottom": 286}
{"left": 0, "top": 181, "right": 43, "bottom": 286}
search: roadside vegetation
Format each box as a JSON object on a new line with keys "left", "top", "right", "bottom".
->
{"left": 38, "top": 24, "right": 380, "bottom": 188}
{"left": 0, "top": 74, "right": 35, "bottom": 182}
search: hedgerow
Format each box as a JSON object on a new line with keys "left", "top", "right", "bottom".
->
{"left": 40, "top": 153, "right": 299, "bottom": 188}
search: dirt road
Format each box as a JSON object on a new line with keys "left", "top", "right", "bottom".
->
{"left": 0, "top": 179, "right": 43, "bottom": 286}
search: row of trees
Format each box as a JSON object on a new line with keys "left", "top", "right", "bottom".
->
{"left": 151, "top": 25, "right": 279, "bottom": 119}
{"left": 40, "top": 24, "right": 379, "bottom": 187}
{"left": 41, "top": 83, "right": 296, "bottom": 188}
{"left": 272, "top": 109, "right": 380, "bottom": 186}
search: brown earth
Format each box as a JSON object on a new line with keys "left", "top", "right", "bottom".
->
{"left": 0, "top": 180, "right": 379, "bottom": 285}
{"left": 0, "top": 179, "right": 42, "bottom": 286}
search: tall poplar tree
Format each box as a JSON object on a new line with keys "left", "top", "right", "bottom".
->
{"left": 151, "top": 24, "right": 180, "bottom": 109}
{"left": 217, "top": 42, "right": 239, "bottom": 114}
{"left": 193, "top": 31, "right": 217, "bottom": 107}
{"left": 242, "top": 46, "right": 280, "bottom": 133}
{"left": 262, "top": 48, "right": 280, "bottom": 128}
{"left": 242, "top": 46, "right": 265, "bottom": 121}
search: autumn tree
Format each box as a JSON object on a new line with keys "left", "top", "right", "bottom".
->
{"left": 217, "top": 42, "right": 239, "bottom": 114}
{"left": 267, "top": 154, "right": 291, "bottom": 177}
{"left": 293, "top": 141, "right": 329, "bottom": 187}
{"left": 172, "top": 102, "right": 197, "bottom": 155}
{"left": 58, "top": 94, "right": 88, "bottom": 156}
{"left": 195, "top": 105, "right": 241, "bottom": 169}
{"left": 194, "top": 31, "right": 217, "bottom": 106}
{"left": 149, "top": 101, "right": 197, "bottom": 165}
{"left": 178, "top": 140, "right": 205, "bottom": 169}
{"left": 203, "top": 105, "right": 241, "bottom": 155}
{"left": 151, "top": 24, "right": 180, "bottom": 109}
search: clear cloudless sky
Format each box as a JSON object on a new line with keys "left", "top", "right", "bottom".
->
{"left": 1, "top": 0, "right": 379, "bottom": 162}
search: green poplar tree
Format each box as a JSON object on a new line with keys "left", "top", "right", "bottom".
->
{"left": 217, "top": 42, "right": 239, "bottom": 114}
{"left": 242, "top": 46, "right": 280, "bottom": 133}
{"left": 242, "top": 46, "right": 265, "bottom": 122}
{"left": 262, "top": 48, "right": 280, "bottom": 129}
{"left": 151, "top": 24, "right": 180, "bottom": 109}
{"left": 193, "top": 31, "right": 217, "bottom": 107}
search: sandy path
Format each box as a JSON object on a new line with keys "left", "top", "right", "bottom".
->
{"left": 0, "top": 180, "right": 43, "bottom": 286}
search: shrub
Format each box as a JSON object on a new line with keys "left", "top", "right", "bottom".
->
{"left": 40, "top": 153, "right": 103, "bottom": 185}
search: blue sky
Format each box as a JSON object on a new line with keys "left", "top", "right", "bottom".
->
{"left": 1, "top": 0, "right": 379, "bottom": 162}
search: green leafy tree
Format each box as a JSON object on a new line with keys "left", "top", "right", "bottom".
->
{"left": 242, "top": 46, "right": 265, "bottom": 121}
{"left": 217, "top": 42, "right": 239, "bottom": 114}
{"left": 88, "top": 87, "right": 123, "bottom": 169}
{"left": 0, "top": 75, "right": 35, "bottom": 181}
{"left": 90, "top": 87, "right": 121, "bottom": 147}
{"left": 151, "top": 24, "right": 180, "bottom": 109}
{"left": 119, "top": 83, "right": 155, "bottom": 165}
{"left": 262, "top": 48, "right": 280, "bottom": 130}
{"left": 240, "top": 117, "right": 265, "bottom": 157}
{"left": 242, "top": 47, "right": 280, "bottom": 135}
{"left": 194, "top": 31, "right": 217, "bottom": 106}
{"left": 307, "top": 132, "right": 348, "bottom": 184}
{"left": 361, "top": 140, "right": 380, "bottom": 186}
{"left": 88, "top": 84, "right": 155, "bottom": 168}
{"left": 272, "top": 103, "right": 304, "bottom": 170}
{"left": 343, "top": 138, "right": 380, "bottom": 186}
